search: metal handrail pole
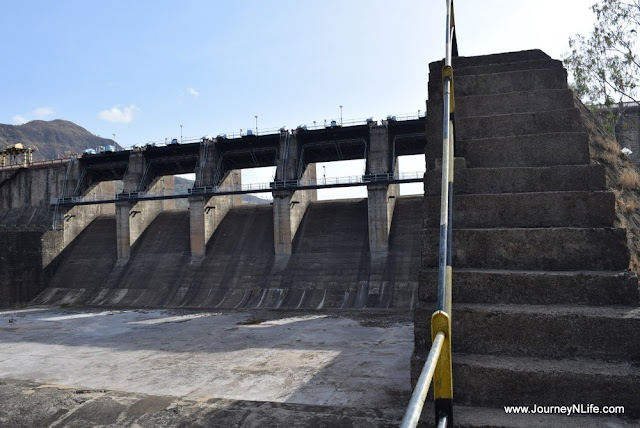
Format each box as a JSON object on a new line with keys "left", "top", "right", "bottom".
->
{"left": 438, "top": 0, "right": 457, "bottom": 315}
{"left": 445, "top": 102, "right": 455, "bottom": 315}
{"left": 432, "top": 2, "right": 457, "bottom": 428}
{"left": 399, "top": 331, "right": 446, "bottom": 428}
{"left": 437, "top": 414, "right": 449, "bottom": 428}
{"left": 437, "top": 78, "right": 452, "bottom": 312}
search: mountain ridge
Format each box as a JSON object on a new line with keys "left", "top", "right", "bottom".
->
{"left": 0, "top": 119, "right": 122, "bottom": 161}
{"left": 1, "top": 119, "right": 270, "bottom": 204}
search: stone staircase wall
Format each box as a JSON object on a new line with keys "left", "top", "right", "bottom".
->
{"left": 413, "top": 49, "right": 640, "bottom": 422}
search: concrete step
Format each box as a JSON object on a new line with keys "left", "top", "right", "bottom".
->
{"left": 419, "top": 269, "right": 640, "bottom": 306}
{"left": 425, "top": 165, "right": 607, "bottom": 195}
{"left": 425, "top": 191, "right": 615, "bottom": 228}
{"left": 448, "top": 68, "right": 568, "bottom": 97}
{"left": 447, "top": 353, "right": 640, "bottom": 419}
{"left": 422, "top": 228, "right": 629, "bottom": 271}
{"left": 460, "top": 132, "right": 591, "bottom": 168}
{"left": 448, "top": 303, "right": 640, "bottom": 360}
{"left": 459, "top": 108, "right": 583, "bottom": 140}
{"left": 427, "top": 109, "right": 584, "bottom": 145}
{"left": 453, "top": 89, "right": 575, "bottom": 118}
{"left": 453, "top": 58, "right": 564, "bottom": 77}
{"left": 446, "top": 49, "right": 552, "bottom": 69}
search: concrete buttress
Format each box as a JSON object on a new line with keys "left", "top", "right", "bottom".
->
{"left": 115, "top": 152, "right": 170, "bottom": 262}
{"left": 366, "top": 125, "right": 398, "bottom": 253}
{"left": 273, "top": 132, "right": 317, "bottom": 255}
{"left": 189, "top": 170, "right": 241, "bottom": 258}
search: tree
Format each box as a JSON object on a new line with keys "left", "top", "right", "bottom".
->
{"left": 564, "top": 0, "right": 640, "bottom": 132}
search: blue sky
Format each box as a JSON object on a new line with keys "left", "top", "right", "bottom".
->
{"left": 2, "top": 0, "right": 596, "bottom": 144}
{"left": 1, "top": 0, "right": 596, "bottom": 195}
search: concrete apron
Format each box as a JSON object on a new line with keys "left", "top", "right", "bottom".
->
{"left": 0, "top": 307, "right": 412, "bottom": 421}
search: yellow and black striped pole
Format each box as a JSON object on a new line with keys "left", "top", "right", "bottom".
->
{"left": 434, "top": 0, "right": 456, "bottom": 427}
{"left": 399, "top": 2, "right": 458, "bottom": 426}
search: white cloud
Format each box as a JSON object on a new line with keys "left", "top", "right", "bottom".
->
{"left": 187, "top": 87, "right": 199, "bottom": 97}
{"left": 33, "top": 107, "right": 55, "bottom": 118}
{"left": 98, "top": 105, "right": 139, "bottom": 123}
{"left": 12, "top": 115, "right": 28, "bottom": 125}
{"left": 11, "top": 106, "right": 55, "bottom": 124}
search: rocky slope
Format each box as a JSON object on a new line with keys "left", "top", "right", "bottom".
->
{"left": 0, "top": 120, "right": 121, "bottom": 161}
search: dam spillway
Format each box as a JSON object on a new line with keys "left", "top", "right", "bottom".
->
{"left": 35, "top": 196, "right": 421, "bottom": 309}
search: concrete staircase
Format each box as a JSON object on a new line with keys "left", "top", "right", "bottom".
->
{"left": 414, "top": 50, "right": 640, "bottom": 424}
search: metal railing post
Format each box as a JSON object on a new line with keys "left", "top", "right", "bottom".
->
{"left": 399, "top": 332, "right": 446, "bottom": 427}
{"left": 433, "top": 1, "right": 456, "bottom": 426}
{"left": 400, "top": 1, "right": 457, "bottom": 427}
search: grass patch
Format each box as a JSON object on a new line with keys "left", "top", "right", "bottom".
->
{"left": 619, "top": 170, "right": 640, "bottom": 190}
{"left": 597, "top": 150, "right": 619, "bottom": 165}
{"left": 618, "top": 198, "right": 638, "bottom": 214}
{"left": 594, "top": 134, "right": 620, "bottom": 153}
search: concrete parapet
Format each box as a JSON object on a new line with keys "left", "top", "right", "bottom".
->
{"left": 0, "top": 163, "right": 68, "bottom": 209}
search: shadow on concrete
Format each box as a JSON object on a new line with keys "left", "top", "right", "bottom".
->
{"left": 34, "top": 196, "right": 422, "bottom": 310}
{"left": 0, "top": 308, "right": 413, "bottom": 410}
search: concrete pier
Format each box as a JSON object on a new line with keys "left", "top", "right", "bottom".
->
{"left": 367, "top": 184, "right": 398, "bottom": 253}
{"left": 273, "top": 169, "right": 317, "bottom": 256}
{"left": 273, "top": 132, "right": 317, "bottom": 255}
{"left": 115, "top": 152, "right": 175, "bottom": 262}
{"left": 366, "top": 125, "right": 398, "bottom": 253}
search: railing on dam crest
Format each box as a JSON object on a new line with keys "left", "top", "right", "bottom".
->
{"left": 50, "top": 171, "right": 425, "bottom": 206}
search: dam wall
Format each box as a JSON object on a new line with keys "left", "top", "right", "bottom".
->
{"left": 1, "top": 120, "right": 425, "bottom": 308}
{"left": 35, "top": 196, "right": 422, "bottom": 309}
{"left": 0, "top": 230, "right": 64, "bottom": 306}
{"left": 0, "top": 161, "right": 116, "bottom": 306}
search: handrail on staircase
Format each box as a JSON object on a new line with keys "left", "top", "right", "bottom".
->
{"left": 401, "top": 1, "right": 457, "bottom": 427}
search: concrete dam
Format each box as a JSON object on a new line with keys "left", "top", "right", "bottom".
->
{"left": 1, "top": 118, "right": 425, "bottom": 310}
{"left": 35, "top": 197, "right": 421, "bottom": 309}
{"left": 2, "top": 48, "right": 640, "bottom": 426}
